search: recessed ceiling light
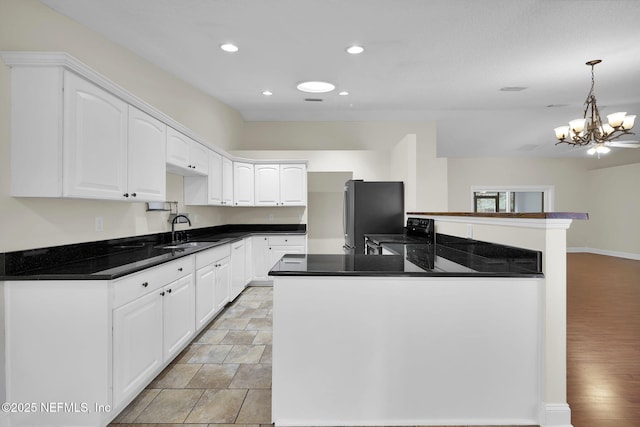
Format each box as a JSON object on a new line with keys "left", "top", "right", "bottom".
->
{"left": 339, "top": 91, "right": 349, "bottom": 96}
{"left": 262, "top": 90, "right": 273, "bottom": 96}
{"left": 296, "top": 81, "right": 335, "bottom": 93}
{"left": 346, "top": 45, "right": 364, "bottom": 54}
{"left": 220, "top": 43, "right": 239, "bottom": 53}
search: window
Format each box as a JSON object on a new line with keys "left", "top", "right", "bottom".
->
{"left": 471, "top": 186, "right": 554, "bottom": 213}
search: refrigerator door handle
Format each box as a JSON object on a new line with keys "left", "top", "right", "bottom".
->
{"left": 342, "top": 186, "right": 348, "bottom": 239}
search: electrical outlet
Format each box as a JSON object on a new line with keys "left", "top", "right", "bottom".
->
{"left": 466, "top": 224, "right": 473, "bottom": 239}
{"left": 95, "top": 216, "right": 104, "bottom": 232}
{"left": 268, "top": 213, "right": 274, "bottom": 221}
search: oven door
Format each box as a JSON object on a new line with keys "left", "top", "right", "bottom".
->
{"left": 365, "top": 239, "right": 382, "bottom": 255}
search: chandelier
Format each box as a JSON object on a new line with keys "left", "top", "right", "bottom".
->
{"left": 553, "top": 59, "right": 635, "bottom": 156}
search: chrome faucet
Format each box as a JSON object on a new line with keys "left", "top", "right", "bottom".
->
{"left": 171, "top": 214, "right": 191, "bottom": 243}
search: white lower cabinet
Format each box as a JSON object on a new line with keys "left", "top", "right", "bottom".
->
{"left": 230, "top": 239, "right": 246, "bottom": 301}
{"left": 113, "top": 290, "right": 163, "bottom": 409}
{"left": 195, "top": 244, "right": 231, "bottom": 330}
{"left": 252, "top": 234, "right": 307, "bottom": 282}
{"left": 162, "top": 275, "right": 196, "bottom": 360}
{"left": 112, "top": 256, "right": 194, "bottom": 410}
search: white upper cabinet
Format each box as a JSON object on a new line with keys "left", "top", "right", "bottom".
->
{"left": 233, "top": 162, "right": 254, "bottom": 206}
{"left": 6, "top": 59, "right": 167, "bottom": 202}
{"left": 222, "top": 157, "right": 234, "bottom": 206}
{"left": 207, "top": 151, "right": 223, "bottom": 205}
{"left": 127, "top": 106, "right": 167, "bottom": 201}
{"left": 183, "top": 151, "right": 235, "bottom": 206}
{"left": 3, "top": 52, "right": 308, "bottom": 206}
{"left": 280, "top": 163, "right": 307, "bottom": 205}
{"left": 255, "top": 163, "right": 307, "bottom": 206}
{"left": 166, "top": 127, "right": 208, "bottom": 176}
{"left": 254, "top": 164, "right": 280, "bottom": 206}
{"left": 63, "top": 72, "right": 129, "bottom": 200}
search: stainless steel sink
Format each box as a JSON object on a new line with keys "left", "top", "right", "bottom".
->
{"left": 159, "top": 241, "right": 219, "bottom": 250}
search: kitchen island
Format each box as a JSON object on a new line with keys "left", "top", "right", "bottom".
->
{"left": 270, "top": 253, "right": 543, "bottom": 426}
{"left": 270, "top": 213, "right": 586, "bottom": 427}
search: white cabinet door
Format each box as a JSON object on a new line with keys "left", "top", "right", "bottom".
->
{"left": 230, "top": 240, "right": 246, "bottom": 301}
{"left": 252, "top": 235, "right": 270, "bottom": 281}
{"left": 195, "top": 264, "right": 217, "bottom": 330}
{"left": 166, "top": 127, "right": 190, "bottom": 169}
{"left": 163, "top": 274, "right": 195, "bottom": 361}
{"left": 254, "top": 164, "right": 280, "bottom": 206}
{"left": 113, "top": 291, "right": 163, "bottom": 409}
{"left": 189, "top": 142, "right": 209, "bottom": 175}
{"left": 233, "top": 162, "right": 254, "bottom": 206}
{"left": 166, "top": 127, "right": 207, "bottom": 176}
{"left": 244, "top": 236, "right": 253, "bottom": 284}
{"left": 215, "top": 257, "right": 231, "bottom": 312}
{"left": 222, "top": 157, "right": 234, "bottom": 206}
{"left": 280, "top": 164, "right": 307, "bottom": 206}
{"left": 127, "top": 106, "right": 166, "bottom": 202}
{"left": 63, "top": 72, "right": 128, "bottom": 200}
{"left": 208, "top": 151, "right": 223, "bottom": 205}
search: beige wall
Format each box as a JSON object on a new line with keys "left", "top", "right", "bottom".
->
{"left": 0, "top": 0, "right": 243, "bottom": 252}
{"left": 586, "top": 162, "right": 640, "bottom": 257}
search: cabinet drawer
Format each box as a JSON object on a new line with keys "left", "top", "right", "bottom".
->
{"left": 113, "top": 257, "right": 193, "bottom": 308}
{"left": 195, "top": 244, "right": 231, "bottom": 270}
{"left": 268, "top": 235, "right": 306, "bottom": 247}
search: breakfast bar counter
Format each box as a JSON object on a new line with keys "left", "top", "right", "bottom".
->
{"left": 270, "top": 212, "right": 587, "bottom": 427}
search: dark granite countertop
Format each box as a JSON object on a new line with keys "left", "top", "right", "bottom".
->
{"left": 270, "top": 233, "right": 543, "bottom": 278}
{"left": 0, "top": 224, "right": 306, "bottom": 281}
{"left": 407, "top": 211, "right": 589, "bottom": 220}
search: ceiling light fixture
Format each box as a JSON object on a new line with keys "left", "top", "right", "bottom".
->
{"left": 296, "top": 81, "right": 335, "bottom": 93}
{"left": 346, "top": 45, "right": 364, "bottom": 55}
{"left": 339, "top": 91, "right": 349, "bottom": 96}
{"left": 220, "top": 43, "right": 239, "bottom": 53}
{"left": 262, "top": 90, "right": 273, "bottom": 96}
{"left": 553, "top": 59, "right": 636, "bottom": 157}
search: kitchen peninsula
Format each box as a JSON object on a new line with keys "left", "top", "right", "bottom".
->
{"left": 270, "top": 212, "right": 586, "bottom": 427}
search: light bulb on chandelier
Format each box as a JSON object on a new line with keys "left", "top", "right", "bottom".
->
{"left": 553, "top": 59, "right": 635, "bottom": 156}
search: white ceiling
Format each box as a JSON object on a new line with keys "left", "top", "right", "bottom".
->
{"left": 39, "top": 0, "right": 640, "bottom": 158}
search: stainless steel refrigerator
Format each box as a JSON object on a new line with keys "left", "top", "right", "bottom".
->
{"left": 342, "top": 180, "right": 405, "bottom": 254}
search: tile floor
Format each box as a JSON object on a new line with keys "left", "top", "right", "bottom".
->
{"left": 109, "top": 285, "right": 274, "bottom": 427}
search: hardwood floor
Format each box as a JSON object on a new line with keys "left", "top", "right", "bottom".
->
{"left": 567, "top": 253, "right": 640, "bottom": 427}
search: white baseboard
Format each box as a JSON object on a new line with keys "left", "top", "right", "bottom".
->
{"left": 567, "top": 247, "right": 640, "bottom": 261}
{"left": 539, "top": 403, "right": 573, "bottom": 427}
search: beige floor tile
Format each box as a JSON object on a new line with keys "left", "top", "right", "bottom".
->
{"left": 186, "top": 363, "right": 239, "bottom": 388}
{"left": 224, "top": 345, "right": 265, "bottom": 363}
{"left": 213, "top": 318, "right": 251, "bottom": 330}
{"left": 237, "top": 300, "right": 262, "bottom": 309}
{"left": 217, "top": 307, "right": 247, "bottom": 320}
{"left": 194, "top": 329, "right": 228, "bottom": 344}
{"left": 253, "top": 330, "right": 272, "bottom": 345}
{"left": 235, "top": 389, "right": 272, "bottom": 424}
{"left": 246, "top": 318, "right": 272, "bottom": 331}
{"left": 184, "top": 389, "right": 247, "bottom": 424}
{"left": 148, "top": 363, "right": 201, "bottom": 389}
{"left": 240, "top": 308, "right": 270, "bottom": 319}
{"left": 260, "top": 345, "right": 272, "bottom": 364}
{"left": 134, "top": 389, "right": 203, "bottom": 423}
{"left": 186, "top": 344, "right": 233, "bottom": 363}
{"left": 110, "top": 388, "right": 160, "bottom": 423}
{"left": 221, "top": 330, "right": 258, "bottom": 344}
{"left": 229, "top": 363, "right": 272, "bottom": 389}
